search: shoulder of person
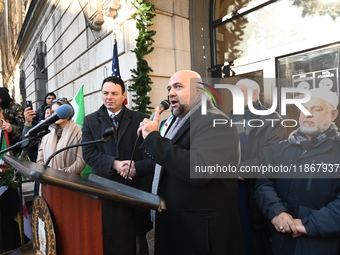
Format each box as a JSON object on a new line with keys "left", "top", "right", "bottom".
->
{"left": 126, "top": 107, "right": 148, "bottom": 119}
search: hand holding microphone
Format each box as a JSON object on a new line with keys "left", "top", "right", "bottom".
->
{"left": 138, "top": 100, "right": 169, "bottom": 139}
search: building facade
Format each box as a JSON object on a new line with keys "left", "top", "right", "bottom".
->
{"left": 0, "top": 0, "right": 339, "bottom": 123}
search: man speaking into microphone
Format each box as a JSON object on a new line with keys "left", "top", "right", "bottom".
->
{"left": 126, "top": 70, "right": 243, "bottom": 255}
{"left": 82, "top": 76, "right": 153, "bottom": 255}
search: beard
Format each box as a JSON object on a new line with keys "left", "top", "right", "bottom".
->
{"left": 171, "top": 102, "right": 190, "bottom": 118}
{"left": 299, "top": 121, "right": 331, "bottom": 137}
{"left": 299, "top": 125, "right": 322, "bottom": 137}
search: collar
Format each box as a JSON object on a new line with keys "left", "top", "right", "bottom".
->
{"left": 107, "top": 107, "right": 123, "bottom": 117}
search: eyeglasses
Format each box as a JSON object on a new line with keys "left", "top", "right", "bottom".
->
{"left": 52, "top": 97, "right": 68, "bottom": 103}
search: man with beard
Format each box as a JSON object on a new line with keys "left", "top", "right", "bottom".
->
{"left": 124, "top": 70, "right": 243, "bottom": 254}
{"left": 255, "top": 88, "right": 340, "bottom": 255}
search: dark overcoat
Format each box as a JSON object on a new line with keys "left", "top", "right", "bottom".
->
{"left": 82, "top": 105, "right": 152, "bottom": 255}
{"left": 138, "top": 102, "right": 243, "bottom": 255}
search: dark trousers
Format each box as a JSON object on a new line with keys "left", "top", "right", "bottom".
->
{"left": 238, "top": 180, "right": 273, "bottom": 255}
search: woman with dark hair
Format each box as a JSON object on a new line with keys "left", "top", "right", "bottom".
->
{"left": 36, "top": 98, "right": 85, "bottom": 174}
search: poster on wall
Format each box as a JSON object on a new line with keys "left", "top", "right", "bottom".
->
{"left": 292, "top": 72, "right": 314, "bottom": 90}
{"left": 314, "top": 68, "right": 338, "bottom": 95}
{"left": 292, "top": 68, "right": 339, "bottom": 96}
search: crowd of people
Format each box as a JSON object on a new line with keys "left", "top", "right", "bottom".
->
{"left": 0, "top": 70, "right": 339, "bottom": 255}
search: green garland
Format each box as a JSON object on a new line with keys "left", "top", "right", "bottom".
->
{"left": 129, "top": 0, "right": 156, "bottom": 115}
{"left": 0, "top": 165, "right": 24, "bottom": 189}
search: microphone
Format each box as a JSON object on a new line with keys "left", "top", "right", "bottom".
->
{"left": 25, "top": 104, "right": 73, "bottom": 138}
{"left": 44, "top": 127, "right": 114, "bottom": 167}
{"left": 125, "top": 100, "right": 170, "bottom": 183}
{"left": 150, "top": 100, "right": 170, "bottom": 120}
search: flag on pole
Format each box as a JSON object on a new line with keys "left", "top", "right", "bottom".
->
{"left": 112, "top": 39, "right": 121, "bottom": 77}
{"left": 111, "top": 38, "right": 128, "bottom": 105}
{"left": 71, "top": 85, "right": 92, "bottom": 177}
{"left": 71, "top": 85, "right": 85, "bottom": 127}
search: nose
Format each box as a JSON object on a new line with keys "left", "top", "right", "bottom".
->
{"left": 168, "top": 87, "right": 176, "bottom": 97}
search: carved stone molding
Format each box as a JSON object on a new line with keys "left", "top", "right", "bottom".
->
{"left": 88, "top": 0, "right": 104, "bottom": 31}
{"left": 103, "top": 0, "right": 121, "bottom": 18}
{"left": 87, "top": 0, "right": 121, "bottom": 31}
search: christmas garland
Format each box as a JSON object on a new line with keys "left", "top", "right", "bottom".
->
{"left": 129, "top": 0, "right": 156, "bottom": 115}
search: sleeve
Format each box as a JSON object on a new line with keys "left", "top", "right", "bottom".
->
{"left": 8, "top": 104, "right": 24, "bottom": 144}
{"left": 302, "top": 184, "right": 340, "bottom": 237}
{"left": 36, "top": 138, "right": 45, "bottom": 165}
{"left": 139, "top": 112, "right": 240, "bottom": 186}
{"left": 82, "top": 115, "right": 116, "bottom": 178}
{"left": 254, "top": 147, "right": 287, "bottom": 221}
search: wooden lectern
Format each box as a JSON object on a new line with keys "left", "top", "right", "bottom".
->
{"left": 4, "top": 155, "right": 165, "bottom": 255}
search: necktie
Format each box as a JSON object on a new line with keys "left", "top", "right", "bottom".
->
{"left": 111, "top": 115, "right": 118, "bottom": 130}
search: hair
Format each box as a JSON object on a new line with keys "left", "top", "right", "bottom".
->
{"left": 236, "top": 79, "right": 260, "bottom": 92}
{"left": 44, "top": 104, "right": 52, "bottom": 112}
{"left": 101, "top": 76, "right": 125, "bottom": 93}
{"left": 52, "top": 99, "right": 74, "bottom": 119}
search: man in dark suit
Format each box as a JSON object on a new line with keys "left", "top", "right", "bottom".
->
{"left": 82, "top": 76, "right": 152, "bottom": 255}
{"left": 127, "top": 70, "right": 243, "bottom": 254}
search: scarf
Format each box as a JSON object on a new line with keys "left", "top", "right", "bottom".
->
{"left": 288, "top": 123, "right": 338, "bottom": 150}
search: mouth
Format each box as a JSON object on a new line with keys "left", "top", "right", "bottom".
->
{"left": 302, "top": 121, "right": 315, "bottom": 126}
{"left": 170, "top": 99, "right": 179, "bottom": 108}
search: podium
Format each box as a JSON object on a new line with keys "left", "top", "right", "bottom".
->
{"left": 4, "top": 155, "right": 165, "bottom": 255}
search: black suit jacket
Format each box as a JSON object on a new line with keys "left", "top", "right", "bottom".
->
{"left": 139, "top": 102, "right": 243, "bottom": 255}
{"left": 82, "top": 105, "right": 152, "bottom": 255}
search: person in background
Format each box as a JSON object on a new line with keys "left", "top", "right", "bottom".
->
{"left": 0, "top": 87, "right": 24, "bottom": 156}
{"left": 255, "top": 88, "right": 340, "bottom": 255}
{"left": 32, "top": 92, "right": 56, "bottom": 126}
{"left": 23, "top": 104, "right": 52, "bottom": 138}
{"left": 24, "top": 92, "right": 56, "bottom": 161}
{"left": 23, "top": 104, "right": 53, "bottom": 196}
{"left": 230, "top": 79, "right": 286, "bottom": 255}
{"left": 36, "top": 98, "right": 85, "bottom": 174}
{"left": 82, "top": 76, "right": 152, "bottom": 255}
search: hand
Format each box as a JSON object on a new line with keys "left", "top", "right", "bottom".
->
{"left": 137, "top": 106, "right": 161, "bottom": 138}
{"left": 24, "top": 107, "right": 36, "bottom": 126}
{"left": 1, "top": 120, "right": 12, "bottom": 133}
{"left": 291, "top": 218, "right": 307, "bottom": 238}
{"left": 271, "top": 212, "right": 297, "bottom": 235}
{"left": 113, "top": 160, "right": 136, "bottom": 180}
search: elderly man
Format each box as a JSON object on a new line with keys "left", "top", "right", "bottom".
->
{"left": 255, "top": 88, "right": 340, "bottom": 255}
{"left": 231, "top": 79, "right": 286, "bottom": 255}
{"left": 133, "top": 70, "right": 243, "bottom": 254}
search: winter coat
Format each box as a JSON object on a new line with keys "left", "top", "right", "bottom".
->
{"left": 255, "top": 133, "right": 340, "bottom": 255}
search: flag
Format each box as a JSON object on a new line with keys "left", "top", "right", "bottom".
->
{"left": 71, "top": 85, "right": 92, "bottom": 177}
{"left": 71, "top": 85, "right": 85, "bottom": 127}
{"left": 0, "top": 130, "right": 11, "bottom": 170}
{"left": 17, "top": 194, "right": 32, "bottom": 241}
{"left": 111, "top": 39, "right": 128, "bottom": 105}
{"left": 112, "top": 39, "right": 121, "bottom": 77}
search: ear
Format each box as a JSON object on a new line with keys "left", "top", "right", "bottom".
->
{"left": 331, "top": 109, "right": 338, "bottom": 121}
{"left": 123, "top": 91, "right": 127, "bottom": 99}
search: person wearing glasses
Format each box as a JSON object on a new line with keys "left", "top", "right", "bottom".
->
{"left": 36, "top": 98, "right": 85, "bottom": 174}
